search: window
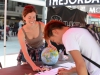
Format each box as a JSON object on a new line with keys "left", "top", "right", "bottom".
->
{"left": 0, "top": 0, "right": 4, "bottom": 10}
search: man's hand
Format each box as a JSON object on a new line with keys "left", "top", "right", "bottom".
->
{"left": 57, "top": 68, "right": 71, "bottom": 75}
{"left": 48, "top": 43, "right": 57, "bottom": 50}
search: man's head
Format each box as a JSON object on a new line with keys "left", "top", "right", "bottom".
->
{"left": 44, "top": 20, "right": 67, "bottom": 45}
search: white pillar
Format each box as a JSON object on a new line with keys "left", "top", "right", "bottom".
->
{"left": 42, "top": 6, "right": 48, "bottom": 24}
{"left": 4, "top": 0, "right": 7, "bottom": 67}
{"left": 86, "top": 15, "right": 89, "bottom": 24}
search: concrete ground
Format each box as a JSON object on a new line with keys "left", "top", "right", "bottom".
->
{"left": 0, "top": 54, "right": 18, "bottom": 68}
{"left": 0, "top": 36, "right": 20, "bottom": 68}
{"left": 0, "top": 36, "right": 20, "bottom": 56}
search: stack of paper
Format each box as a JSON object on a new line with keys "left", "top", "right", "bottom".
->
{"left": 35, "top": 62, "right": 75, "bottom": 75}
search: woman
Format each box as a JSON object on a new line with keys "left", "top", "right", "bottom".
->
{"left": 17, "top": 5, "right": 56, "bottom": 71}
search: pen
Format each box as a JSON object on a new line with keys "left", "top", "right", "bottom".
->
{"left": 55, "top": 73, "right": 59, "bottom": 75}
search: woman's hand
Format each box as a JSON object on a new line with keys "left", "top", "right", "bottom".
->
{"left": 57, "top": 68, "right": 71, "bottom": 75}
{"left": 48, "top": 43, "right": 57, "bottom": 50}
{"left": 32, "top": 65, "right": 41, "bottom": 72}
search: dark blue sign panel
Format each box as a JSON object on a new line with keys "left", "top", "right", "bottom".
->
{"left": 46, "top": 0, "right": 100, "bottom": 7}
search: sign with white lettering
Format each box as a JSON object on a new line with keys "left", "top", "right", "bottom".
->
{"left": 47, "top": 7, "right": 87, "bottom": 27}
{"left": 46, "top": 0, "right": 100, "bottom": 7}
{"left": 88, "top": 7, "right": 100, "bottom": 13}
{"left": 79, "top": 6, "right": 100, "bottom": 13}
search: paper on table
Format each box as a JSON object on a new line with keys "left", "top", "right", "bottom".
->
{"left": 35, "top": 62, "right": 75, "bottom": 75}
{"left": 58, "top": 62, "right": 76, "bottom": 68}
{"left": 35, "top": 67, "right": 69, "bottom": 75}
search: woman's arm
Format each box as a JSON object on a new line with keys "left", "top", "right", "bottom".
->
{"left": 18, "top": 29, "right": 40, "bottom": 71}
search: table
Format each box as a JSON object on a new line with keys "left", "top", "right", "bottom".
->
{"left": 0, "top": 64, "right": 36, "bottom": 75}
{"left": 0, "top": 61, "right": 43, "bottom": 75}
{"left": 0, "top": 61, "right": 77, "bottom": 75}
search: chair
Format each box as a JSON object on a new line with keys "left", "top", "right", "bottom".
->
{"left": 0, "top": 62, "right": 2, "bottom": 69}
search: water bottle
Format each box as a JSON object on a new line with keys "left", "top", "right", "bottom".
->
{"left": 58, "top": 49, "right": 63, "bottom": 61}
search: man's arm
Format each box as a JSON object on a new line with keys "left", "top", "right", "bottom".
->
{"left": 40, "top": 22, "right": 56, "bottom": 50}
{"left": 69, "top": 50, "right": 88, "bottom": 75}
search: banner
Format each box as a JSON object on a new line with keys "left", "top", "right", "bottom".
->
{"left": 47, "top": 6, "right": 87, "bottom": 27}
{"left": 46, "top": 0, "right": 100, "bottom": 7}
{"left": 79, "top": 5, "right": 100, "bottom": 14}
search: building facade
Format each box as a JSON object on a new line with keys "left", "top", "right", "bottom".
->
{"left": 0, "top": 0, "right": 100, "bottom": 26}
{"left": 0, "top": 0, "right": 44, "bottom": 26}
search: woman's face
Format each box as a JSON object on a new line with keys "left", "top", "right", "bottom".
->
{"left": 23, "top": 12, "right": 36, "bottom": 25}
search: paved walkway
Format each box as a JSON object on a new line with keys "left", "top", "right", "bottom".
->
{"left": 0, "top": 36, "right": 20, "bottom": 56}
{"left": 0, "top": 36, "right": 20, "bottom": 68}
{"left": 0, "top": 54, "right": 18, "bottom": 68}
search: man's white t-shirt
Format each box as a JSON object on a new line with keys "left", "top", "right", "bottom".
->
{"left": 62, "top": 28, "right": 100, "bottom": 75}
